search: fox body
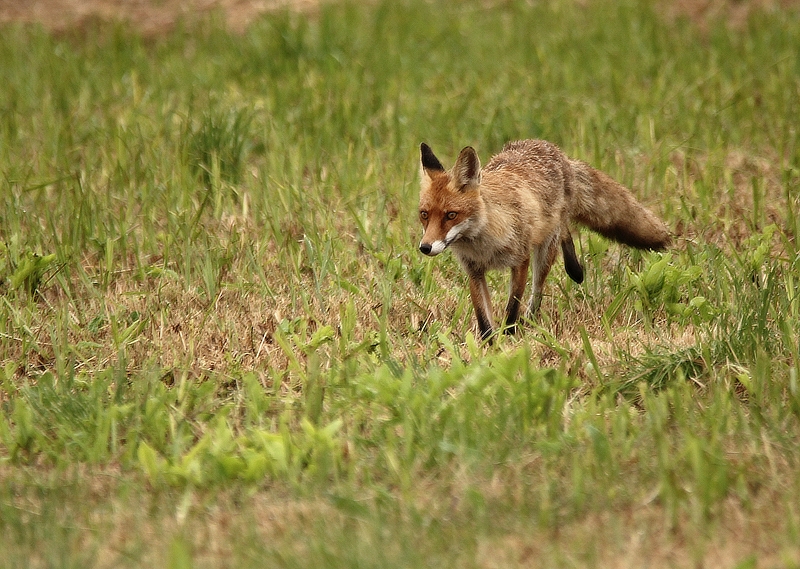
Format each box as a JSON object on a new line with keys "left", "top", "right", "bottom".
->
{"left": 417, "top": 139, "right": 671, "bottom": 340}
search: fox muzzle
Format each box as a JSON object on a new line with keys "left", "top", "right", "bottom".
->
{"left": 419, "top": 240, "right": 447, "bottom": 256}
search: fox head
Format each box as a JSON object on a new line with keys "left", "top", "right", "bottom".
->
{"left": 418, "top": 143, "right": 483, "bottom": 256}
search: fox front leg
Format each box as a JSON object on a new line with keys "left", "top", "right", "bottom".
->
{"left": 468, "top": 271, "right": 495, "bottom": 341}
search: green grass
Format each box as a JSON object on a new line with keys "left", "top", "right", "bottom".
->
{"left": 1, "top": 0, "right": 800, "bottom": 566}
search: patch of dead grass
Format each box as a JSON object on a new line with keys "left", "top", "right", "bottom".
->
{"left": 475, "top": 497, "right": 800, "bottom": 568}
{"left": 0, "top": 0, "right": 326, "bottom": 34}
{"left": 6, "top": 465, "right": 796, "bottom": 568}
{"left": 662, "top": 0, "right": 800, "bottom": 34}
{"left": 3, "top": 0, "right": 800, "bottom": 37}
{"left": 667, "top": 147, "right": 794, "bottom": 250}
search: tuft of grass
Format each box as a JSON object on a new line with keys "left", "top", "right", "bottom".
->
{"left": 184, "top": 103, "right": 253, "bottom": 188}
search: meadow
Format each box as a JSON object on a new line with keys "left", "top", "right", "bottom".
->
{"left": 1, "top": 0, "right": 800, "bottom": 566}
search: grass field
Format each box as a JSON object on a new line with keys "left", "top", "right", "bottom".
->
{"left": 1, "top": 0, "right": 800, "bottom": 566}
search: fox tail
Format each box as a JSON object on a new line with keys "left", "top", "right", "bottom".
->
{"left": 569, "top": 160, "right": 671, "bottom": 251}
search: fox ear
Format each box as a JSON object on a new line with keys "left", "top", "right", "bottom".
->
{"left": 420, "top": 143, "right": 445, "bottom": 175}
{"left": 453, "top": 146, "right": 481, "bottom": 190}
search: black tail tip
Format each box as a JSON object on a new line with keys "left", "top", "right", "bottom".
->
{"left": 656, "top": 234, "right": 673, "bottom": 250}
{"left": 600, "top": 225, "right": 673, "bottom": 252}
{"left": 639, "top": 235, "right": 672, "bottom": 252}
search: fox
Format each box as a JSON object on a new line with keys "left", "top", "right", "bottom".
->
{"left": 417, "top": 139, "right": 671, "bottom": 341}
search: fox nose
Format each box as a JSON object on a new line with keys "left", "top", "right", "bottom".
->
{"left": 419, "top": 243, "right": 432, "bottom": 255}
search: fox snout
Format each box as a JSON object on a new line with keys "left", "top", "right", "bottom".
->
{"left": 418, "top": 240, "right": 446, "bottom": 256}
{"left": 419, "top": 219, "right": 471, "bottom": 257}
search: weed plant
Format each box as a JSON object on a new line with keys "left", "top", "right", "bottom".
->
{"left": 1, "top": 0, "right": 800, "bottom": 566}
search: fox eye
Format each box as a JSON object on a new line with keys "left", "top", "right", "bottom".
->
{"left": 419, "top": 211, "right": 428, "bottom": 220}
{"left": 446, "top": 211, "right": 458, "bottom": 220}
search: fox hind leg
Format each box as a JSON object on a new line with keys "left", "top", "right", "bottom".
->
{"left": 527, "top": 233, "right": 560, "bottom": 318}
{"left": 503, "top": 257, "right": 531, "bottom": 334}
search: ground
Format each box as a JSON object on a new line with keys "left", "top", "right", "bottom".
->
{"left": 1, "top": 0, "right": 799, "bottom": 34}
{"left": 0, "top": 0, "right": 321, "bottom": 34}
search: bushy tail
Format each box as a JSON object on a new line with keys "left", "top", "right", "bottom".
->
{"left": 569, "top": 160, "right": 671, "bottom": 250}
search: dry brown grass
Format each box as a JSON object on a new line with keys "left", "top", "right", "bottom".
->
{"left": 3, "top": 0, "right": 800, "bottom": 35}
{"left": 664, "top": 0, "right": 800, "bottom": 33}
{"left": 0, "top": 0, "right": 324, "bottom": 34}
{"left": 7, "top": 464, "right": 795, "bottom": 568}
{"left": 475, "top": 499, "right": 800, "bottom": 568}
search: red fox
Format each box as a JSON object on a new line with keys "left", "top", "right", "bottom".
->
{"left": 417, "top": 139, "right": 671, "bottom": 340}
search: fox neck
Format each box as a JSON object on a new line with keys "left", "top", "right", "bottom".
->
{"left": 449, "top": 187, "right": 526, "bottom": 272}
{"left": 453, "top": 192, "right": 488, "bottom": 243}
